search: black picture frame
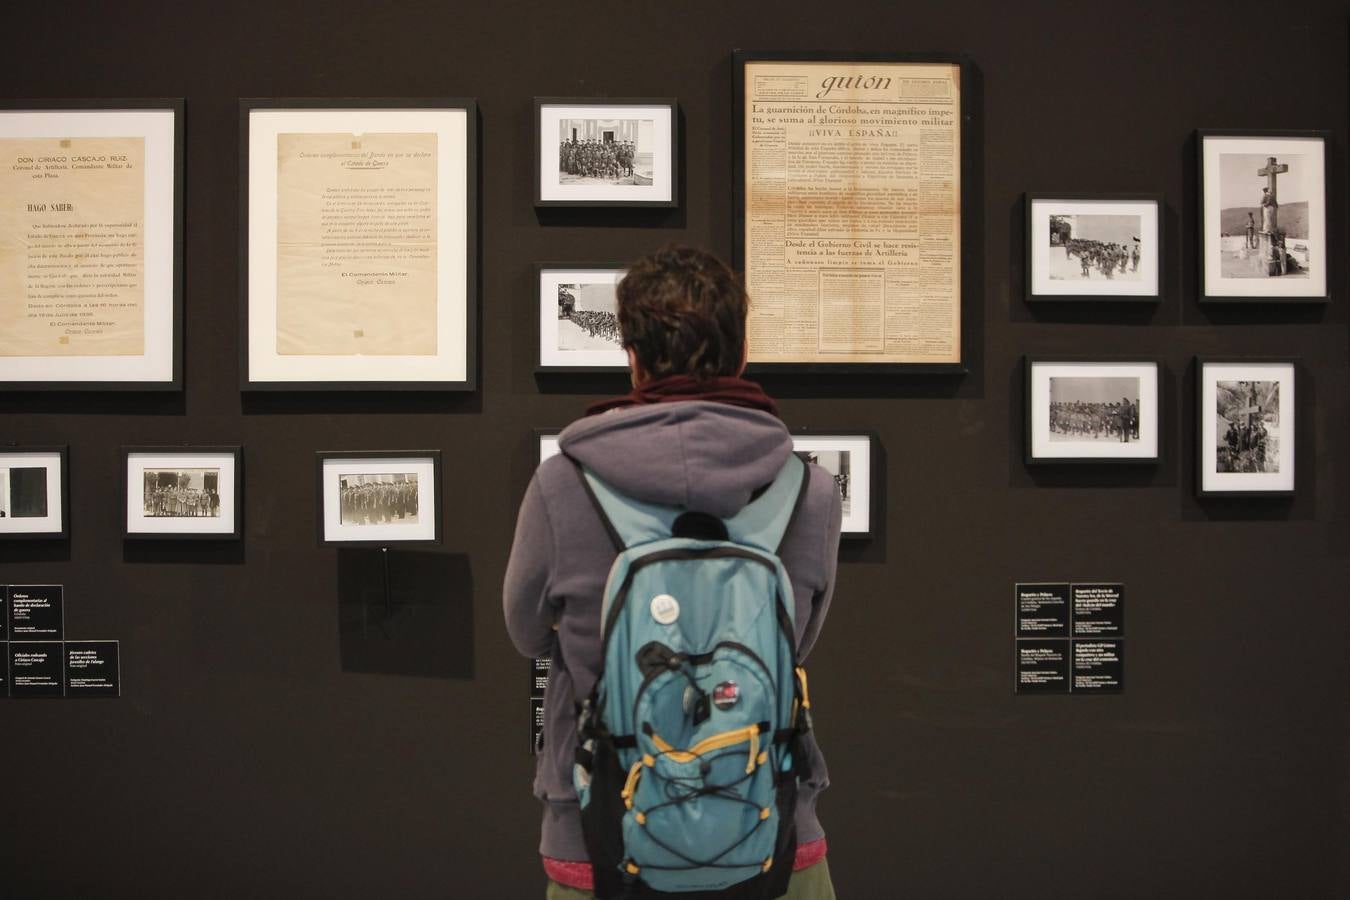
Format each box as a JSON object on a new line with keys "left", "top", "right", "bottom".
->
{"left": 533, "top": 97, "right": 679, "bottom": 208}
{"left": 732, "top": 51, "right": 975, "bottom": 375}
{"left": 789, "top": 429, "right": 878, "bottom": 541}
{"left": 535, "top": 261, "right": 629, "bottom": 374}
{"left": 0, "top": 444, "right": 69, "bottom": 540}
{"left": 1196, "top": 129, "right": 1331, "bottom": 304}
{"left": 315, "top": 450, "right": 442, "bottom": 547}
{"left": 0, "top": 99, "right": 184, "bottom": 391}
{"left": 120, "top": 445, "right": 244, "bottom": 540}
{"left": 240, "top": 98, "right": 479, "bottom": 391}
{"left": 1194, "top": 357, "right": 1297, "bottom": 498}
{"left": 1023, "top": 192, "right": 1164, "bottom": 303}
{"left": 1024, "top": 357, "right": 1162, "bottom": 465}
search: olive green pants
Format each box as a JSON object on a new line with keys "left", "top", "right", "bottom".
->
{"left": 545, "top": 859, "right": 836, "bottom": 900}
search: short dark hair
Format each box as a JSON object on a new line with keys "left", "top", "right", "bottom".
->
{"left": 617, "top": 245, "right": 748, "bottom": 380}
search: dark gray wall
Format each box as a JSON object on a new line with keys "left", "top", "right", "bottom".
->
{"left": 1, "top": 1, "right": 1347, "bottom": 897}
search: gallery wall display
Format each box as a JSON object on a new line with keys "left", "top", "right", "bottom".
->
{"left": 537, "top": 430, "right": 875, "bottom": 538}
{"left": 1025, "top": 358, "right": 1160, "bottom": 464}
{"left": 1195, "top": 358, "right": 1296, "bottom": 497}
{"left": 121, "top": 446, "right": 242, "bottom": 539}
{"left": 316, "top": 450, "right": 441, "bottom": 546}
{"left": 534, "top": 98, "right": 678, "bottom": 207}
{"left": 0, "top": 100, "right": 183, "bottom": 390}
{"left": 733, "top": 52, "right": 970, "bottom": 372}
{"left": 1024, "top": 194, "right": 1162, "bottom": 302}
{"left": 242, "top": 99, "right": 478, "bottom": 390}
{"left": 0, "top": 446, "right": 68, "bottom": 539}
{"left": 1197, "top": 130, "right": 1329, "bottom": 303}
{"left": 536, "top": 263, "right": 628, "bottom": 372}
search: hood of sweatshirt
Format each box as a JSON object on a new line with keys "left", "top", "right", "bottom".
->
{"left": 557, "top": 401, "right": 792, "bottom": 519}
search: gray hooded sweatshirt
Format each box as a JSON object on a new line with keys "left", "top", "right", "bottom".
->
{"left": 504, "top": 400, "right": 842, "bottom": 861}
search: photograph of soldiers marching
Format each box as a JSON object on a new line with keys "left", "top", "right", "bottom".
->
{"left": 1048, "top": 215, "right": 1143, "bottom": 281}
{"left": 1215, "top": 381, "right": 1280, "bottom": 473}
{"left": 339, "top": 473, "right": 419, "bottom": 525}
{"left": 1049, "top": 378, "right": 1140, "bottom": 442}
{"left": 557, "top": 281, "right": 621, "bottom": 351}
{"left": 1218, "top": 152, "right": 1310, "bottom": 278}
{"left": 796, "top": 450, "right": 851, "bottom": 516}
{"left": 558, "top": 118, "right": 654, "bottom": 186}
{"left": 143, "top": 469, "right": 221, "bottom": 518}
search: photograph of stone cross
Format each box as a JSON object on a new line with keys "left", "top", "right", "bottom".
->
{"left": 1217, "top": 151, "right": 1310, "bottom": 279}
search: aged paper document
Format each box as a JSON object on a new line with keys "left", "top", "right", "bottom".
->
{"left": 742, "top": 60, "right": 961, "bottom": 365}
{"left": 0, "top": 137, "right": 145, "bottom": 356}
{"left": 276, "top": 132, "right": 437, "bottom": 356}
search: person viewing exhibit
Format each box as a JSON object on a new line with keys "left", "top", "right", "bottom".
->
{"left": 504, "top": 245, "right": 843, "bottom": 899}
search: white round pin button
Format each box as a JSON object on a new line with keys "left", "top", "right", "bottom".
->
{"left": 650, "top": 594, "right": 680, "bottom": 625}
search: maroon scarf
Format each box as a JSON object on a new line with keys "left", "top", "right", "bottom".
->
{"left": 585, "top": 374, "right": 779, "bottom": 418}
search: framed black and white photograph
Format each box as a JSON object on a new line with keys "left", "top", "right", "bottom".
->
{"left": 537, "top": 431, "right": 562, "bottom": 464}
{"left": 1025, "top": 194, "right": 1161, "bottom": 301}
{"left": 791, "top": 433, "right": 875, "bottom": 539}
{"left": 1198, "top": 130, "right": 1329, "bottom": 302}
{"left": 242, "top": 99, "right": 478, "bottom": 390}
{"left": 534, "top": 98, "right": 677, "bottom": 207}
{"left": 122, "top": 446, "right": 242, "bottom": 539}
{"left": 1196, "top": 359, "right": 1295, "bottom": 497}
{"left": 0, "top": 446, "right": 67, "bottom": 539}
{"left": 537, "top": 263, "right": 627, "bottom": 372}
{"left": 1025, "top": 359, "right": 1160, "bottom": 464}
{"left": 317, "top": 450, "right": 440, "bottom": 545}
{"left": 0, "top": 100, "right": 183, "bottom": 390}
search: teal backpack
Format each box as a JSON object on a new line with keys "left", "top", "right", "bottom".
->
{"left": 570, "top": 454, "right": 814, "bottom": 899}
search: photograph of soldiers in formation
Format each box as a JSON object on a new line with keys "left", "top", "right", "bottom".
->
{"left": 1218, "top": 152, "right": 1310, "bottom": 279}
{"left": 796, "top": 450, "right": 851, "bottom": 516}
{"left": 339, "top": 473, "right": 419, "bottom": 526}
{"left": 557, "top": 281, "right": 622, "bottom": 351}
{"left": 1215, "top": 380, "right": 1280, "bottom": 473}
{"left": 1048, "top": 377, "right": 1140, "bottom": 443}
{"left": 1048, "top": 215, "right": 1142, "bottom": 281}
{"left": 142, "top": 469, "right": 221, "bottom": 518}
{"left": 0, "top": 467, "right": 47, "bottom": 518}
{"left": 557, "top": 118, "right": 654, "bottom": 187}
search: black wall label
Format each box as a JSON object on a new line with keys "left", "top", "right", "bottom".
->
{"left": 1073, "top": 640, "right": 1124, "bottom": 693}
{"left": 65, "top": 641, "right": 121, "bottom": 698}
{"left": 1, "top": 588, "right": 7, "bottom": 641}
{"left": 1016, "top": 582, "right": 1125, "bottom": 694}
{"left": 1016, "top": 583, "right": 1070, "bottom": 638}
{"left": 9, "top": 585, "right": 63, "bottom": 640}
{"left": 531, "top": 656, "right": 550, "bottom": 698}
{"left": 530, "top": 657, "right": 550, "bottom": 752}
{"left": 531, "top": 697, "right": 546, "bottom": 754}
{"left": 10, "top": 642, "right": 64, "bottom": 698}
{"left": 0, "top": 641, "right": 7, "bottom": 696}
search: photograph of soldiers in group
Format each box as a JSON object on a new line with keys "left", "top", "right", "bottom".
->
{"left": 1218, "top": 152, "right": 1310, "bottom": 278}
{"left": 557, "top": 281, "right": 621, "bottom": 351}
{"left": 1215, "top": 380, "right": 1280, "bottom": 473}
{"left": 1048, "top": 377, "right": 1140, "bottom": 442}
{"left": 558, "top": 118, "right": 654, "bottom": 186}
{"left": 143, "top": 469, "right": 221, "bottom": 518}
{"left": 796, "top": 449, "right": 851, "bottom": 516}
{"left": 0, "top": 467, "right": 48, "bottom": 519}
{"left": 1047, "top": 215, "right": 1142, "bottom": 281}
{"left": 339, "top": 473, "right": 419, "bottom": 525}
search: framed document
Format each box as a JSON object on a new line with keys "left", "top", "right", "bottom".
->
{"left": 242, "top": 99, "right": 477, "bottom": 390}
{"left": 734, "top": 52, "right": 971, "bottom": 373}
{"left": 122, "top": 446, "right": 242, "bottom": 540}
{"left": 536, "top": 263, "right": 628, "bottom": 372}
{"left": 317, "top": 450, "right": 441, "bottom": 546}
{"left": 0, "top": 100, "right": 183, "bottom": 390}
{"left": 1025, "top": 194, "right": 1162, "bottom": 302}
{"left": 1195, "top": 358, "right": 1296, "bottom": 497}
{"left": 534, "top": 98, "right": 678, "bottom": 207}
{"left": 1197, "top": 130, "right": 1329, "bottom": 303}
{"left": 1025, "top": 358, "right": 1161, "bottom": 465}
{"left": 0, "top": 445, "right": 68, "bottom": 539}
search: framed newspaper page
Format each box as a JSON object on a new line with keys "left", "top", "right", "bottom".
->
{"left": 242, "top": 99, "right": 477, "bottom": 391}
{"left": 734, "top": 52, "right": 971, "bottom": 374}
{"left": 0, "top": 100, "right": 183, "bottom": 390}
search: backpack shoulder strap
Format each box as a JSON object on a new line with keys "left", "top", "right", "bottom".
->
{"left": 725, "top": 453, "right": 809, "bottom": 554}
{"left": 568, "top": 458, "right": 680, "bottom": 551}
